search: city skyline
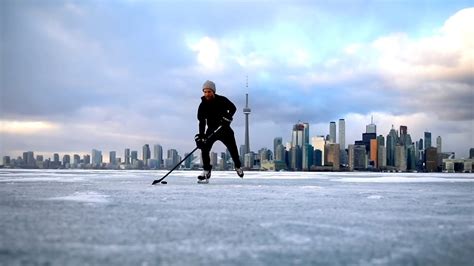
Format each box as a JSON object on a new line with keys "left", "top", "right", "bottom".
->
{"left": 1, "top": 1, "right": 473, "bottom": 159}
{"left": 5, "top": 117, "right": 472, "bottom": 164}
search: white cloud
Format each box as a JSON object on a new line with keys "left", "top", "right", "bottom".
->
{"left": 372, "top": 8, "right": 474, "bottom": 83}
{"left": 0, "top": 120, "right": 60, "bottom": 135}
{"left": 189, "top": 36, "right": 222, "bottom": 72}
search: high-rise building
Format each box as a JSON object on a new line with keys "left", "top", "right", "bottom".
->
{"left": 377, "top": 145, "right": 387, "bottom": 169}
{"left": 386, "top": 126, "right": 398, "bottom": 166}
{"left": 366, "top": 116, "right": 376, "bottom": 134}
{"left": 329, "top": 122, "right": 336, "bottom": 143}
{"left": 312, "top": 136, "right": 326, "bottom": 166}
{"left": 154, "top": 144, "right": 163, "bottom": 169}
{"left": 370, "top": 139, "right": 378, "bottom": 168}
{"left": 424, "top": 132, "right": 432, "bottom": 150}
{"left": 399, "top": 125, "right": 408, "bottom": 146}
{"left": 292, "top": 123, "right": 305, "bottom": 148}
{"left": 258, "top": 148, "right": 271, "bottom": 164}
{"left": 275, "top": 144, "right": 286, "bottom": 163}
{"left": 395, "top": 144, "right": 407, "bottom": 171}
{"left": 62, "top": 155, "right": 70, "bottom": 168}
{"left": 243, "top": 92, "right": 251, "bottom": 155}
{"left": 273, "top": 137, "right": 282, "bottom": 158}
{"left": 109, "top": 151, "right": 117, "bottom": 165}
{"left": 406, "top": 145, "right": 416, "bottom": 170}
{"left": 348, "top": 144, "right": 366, "bottom": 170}
{"left": 73, "top": 154, "right": 80, "bottom": 165}
{"left": 83, "top": 155, "right": 91, "bottom": 165}
{"left": 399, "top": 125, "right": 407, "bottom": 136}
{"left": 303, "top": 123, "right": 310, "bottom": 146}
{"left": 131, "top": 151, "right": 138, "bottom": 164}
{"left": 211, "top": 152, "right": 218, "bottom": 167}
{"left": 23, "top": 151, "right": 35, "bottom": 168}
{"left": 239, "top": 144, "right": 246, "bottom": 166}
{"left": 302, "top": 144, "right": 314, "bottom": 171}
{"left": 290, "top": 146, "right": 302, "bottom": 171}
{"left": 143, "top": 144, "right": 151, "bottom": 165}
{"left": 3, "top": 156, "right": 11, "bottom": 166}
{"left": 167, "top": 149, "right": 179, "bottom": 169}
{"left": 425, "top": 147, "right": 438, "bottom": 172}
{"left": 362, "top": 133, "right": 377, "bottom": 153}
{"left": 436, "top": 136, "right": 442, "bottom": 153}
{"left": 470, "top": 148, "right": 474, "bottom": 159}
{"left": 53, "top": 153, "right": 60, "bottom": 163}
{"left": 92, "top": 149, "right": 102, "bottom": 167}
{"left": 325, "top": 143, "right": 340, "bottom": 171}
{"left": 339, "top": 119, "right": 345, "bottom": 150}
{"left": 124, "top": 148, "right": 130, "bottom": 165}
{"left": 244, "top": 152, "right": 255, "bottom": 169}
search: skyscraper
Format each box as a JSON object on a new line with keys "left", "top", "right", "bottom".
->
{"left": 273, "top": 137, "right": 282, "bottom": 158}
{"left": 325, "top": 143, "right": 340, "bottom": 171}
{"left": 154, "top": 144, "right": 163, "bottom": 169}
{"left": 275, "top": 144, "right": 286, "bottom": 162}
{"left": 109, "top": 151, "right": 117, "bottom": 165}
{"left": 366, "top": 116, "right": 376, "bottom": 134}
{"left": 292, "top": 123, "right": 305, "bottom": 148}
{"left": 349, "top": 144, "right": 366, "bottom": 170}
{"left": 436, "top": 136, "right": 442, "bottom": 153}
{"left": 329, "top": 121, "right": 336, "bottom": 143}
{"left": 312, "top": 136, "right": 326, "bottom": 166}
{"left": 386, "top": 126, "right": 398, "bottom": 166}
{"left": 424, "top": 132, "right": 432, "bottom": 150}
{"left": 143, "top": 144, "right": 151, "bottom": 165}
{"left": 131, "top": 151, "right": 138, "bottom": 164}
{"left": 124, "top": 148, "right": 130, "bottom": 165}
{"left": 167, "top": 149, "right": 179, "bottom": 168}
{"left": 92, "top": 149, "right": 102, "bottom": 167}
{"left": 303, "top": 123, "right": 310, "bottom": 146}
{"left": 302, "top": 143, "right": 314, "bottom": 171}
{"left": 338, "top": 119, "right": 345, "bottom": 150}
{"left": 400, "top": 125, "right": 407, "bottom": 136}
{"left": 243, "top": 93, "right": 251, "bottom": 155}
{"left": 370, "top": 139, "right": 378, "bottom": 168}
{"left": 395, "top": 144, "right": 407, "bottom": 171}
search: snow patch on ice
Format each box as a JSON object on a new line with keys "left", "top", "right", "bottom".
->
{"left": 0, "top": 177, "right": 85, "bottom": 183}
{"left": 367, "top": 195, "right": 383, "bottom": 199}
{"left": 299, "top": 185, "right": 323, "bottom": 190}
{"left": 49, "top": 191, "right": 110, "bottom": 203}
{"left": 334, "top": 176, "right": 474, "bottom": 183}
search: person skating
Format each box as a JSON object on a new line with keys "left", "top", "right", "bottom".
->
{"left": 195, "top": 80, "right": 244, "bottom": 183}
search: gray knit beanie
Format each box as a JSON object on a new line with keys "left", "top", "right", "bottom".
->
{"left": 202, "top": 80, "right": 216, "bottom": 93}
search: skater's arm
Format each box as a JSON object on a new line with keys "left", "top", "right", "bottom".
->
{"left": 197, "top": 104, "right": 206, "bottom": 135}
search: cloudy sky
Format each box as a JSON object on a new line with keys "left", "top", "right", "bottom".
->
{"left": 1, "top": 0, "right": 473, "bottom": 160}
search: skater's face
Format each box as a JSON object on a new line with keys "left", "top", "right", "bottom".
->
{"left": 203, "top": 88, "right": 215, "bottom": 101}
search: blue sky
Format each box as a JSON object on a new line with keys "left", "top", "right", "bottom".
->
{"left": 1, "top": 0, "right": 473, "bottom": 159}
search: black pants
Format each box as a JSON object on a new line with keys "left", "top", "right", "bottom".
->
{"left": 201, "top": 127, "right": 242, "bottom": 170}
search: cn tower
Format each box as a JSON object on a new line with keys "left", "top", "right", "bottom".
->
{"left": 243, "top": 81, "right": 251, "bottom": 155}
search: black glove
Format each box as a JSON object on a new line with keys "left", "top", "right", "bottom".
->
{"left": 194, "top": 134, "right": 206, "bottom": 149}
{"left": 221, "top": 116, "right": 233, "bottom": 127}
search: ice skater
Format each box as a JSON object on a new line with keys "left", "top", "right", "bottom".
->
{"left": 195, "top": 80, "right": 244, "bottom": 183}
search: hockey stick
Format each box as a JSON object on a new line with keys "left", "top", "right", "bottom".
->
{"left": 151, "top": 125, "right": 223, "bottom": 185}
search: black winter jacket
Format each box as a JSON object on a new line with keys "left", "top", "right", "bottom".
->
{"left": 197, "top": 94, "right": 236, "bottom": 135}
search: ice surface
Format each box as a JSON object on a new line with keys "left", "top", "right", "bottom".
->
{"left": 1, "top": 169, "right": 473, "bottom": 265}
{"left": 49, "top": 191, "right": 110, "bottom": 203}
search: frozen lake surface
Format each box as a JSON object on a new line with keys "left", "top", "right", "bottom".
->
{"left": 1, "top": 169, "right": 473, "bottom": 265}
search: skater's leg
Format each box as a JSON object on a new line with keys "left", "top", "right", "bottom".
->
{"left": 220, "top": 129, "right": 242, "bottom": 168}
{"left": 201, "top": 137, "right": 217, "bottom": 171}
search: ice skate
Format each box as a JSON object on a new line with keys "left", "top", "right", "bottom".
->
{"left": 235, "top": 168, "right": 244, "bottom": 178}
{"left": 197, "top": 169, "right": 211, "bottom": 184}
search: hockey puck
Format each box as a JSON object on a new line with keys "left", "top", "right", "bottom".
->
{"left": 160, "top": 181, "right": 167, "bottom": 184}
